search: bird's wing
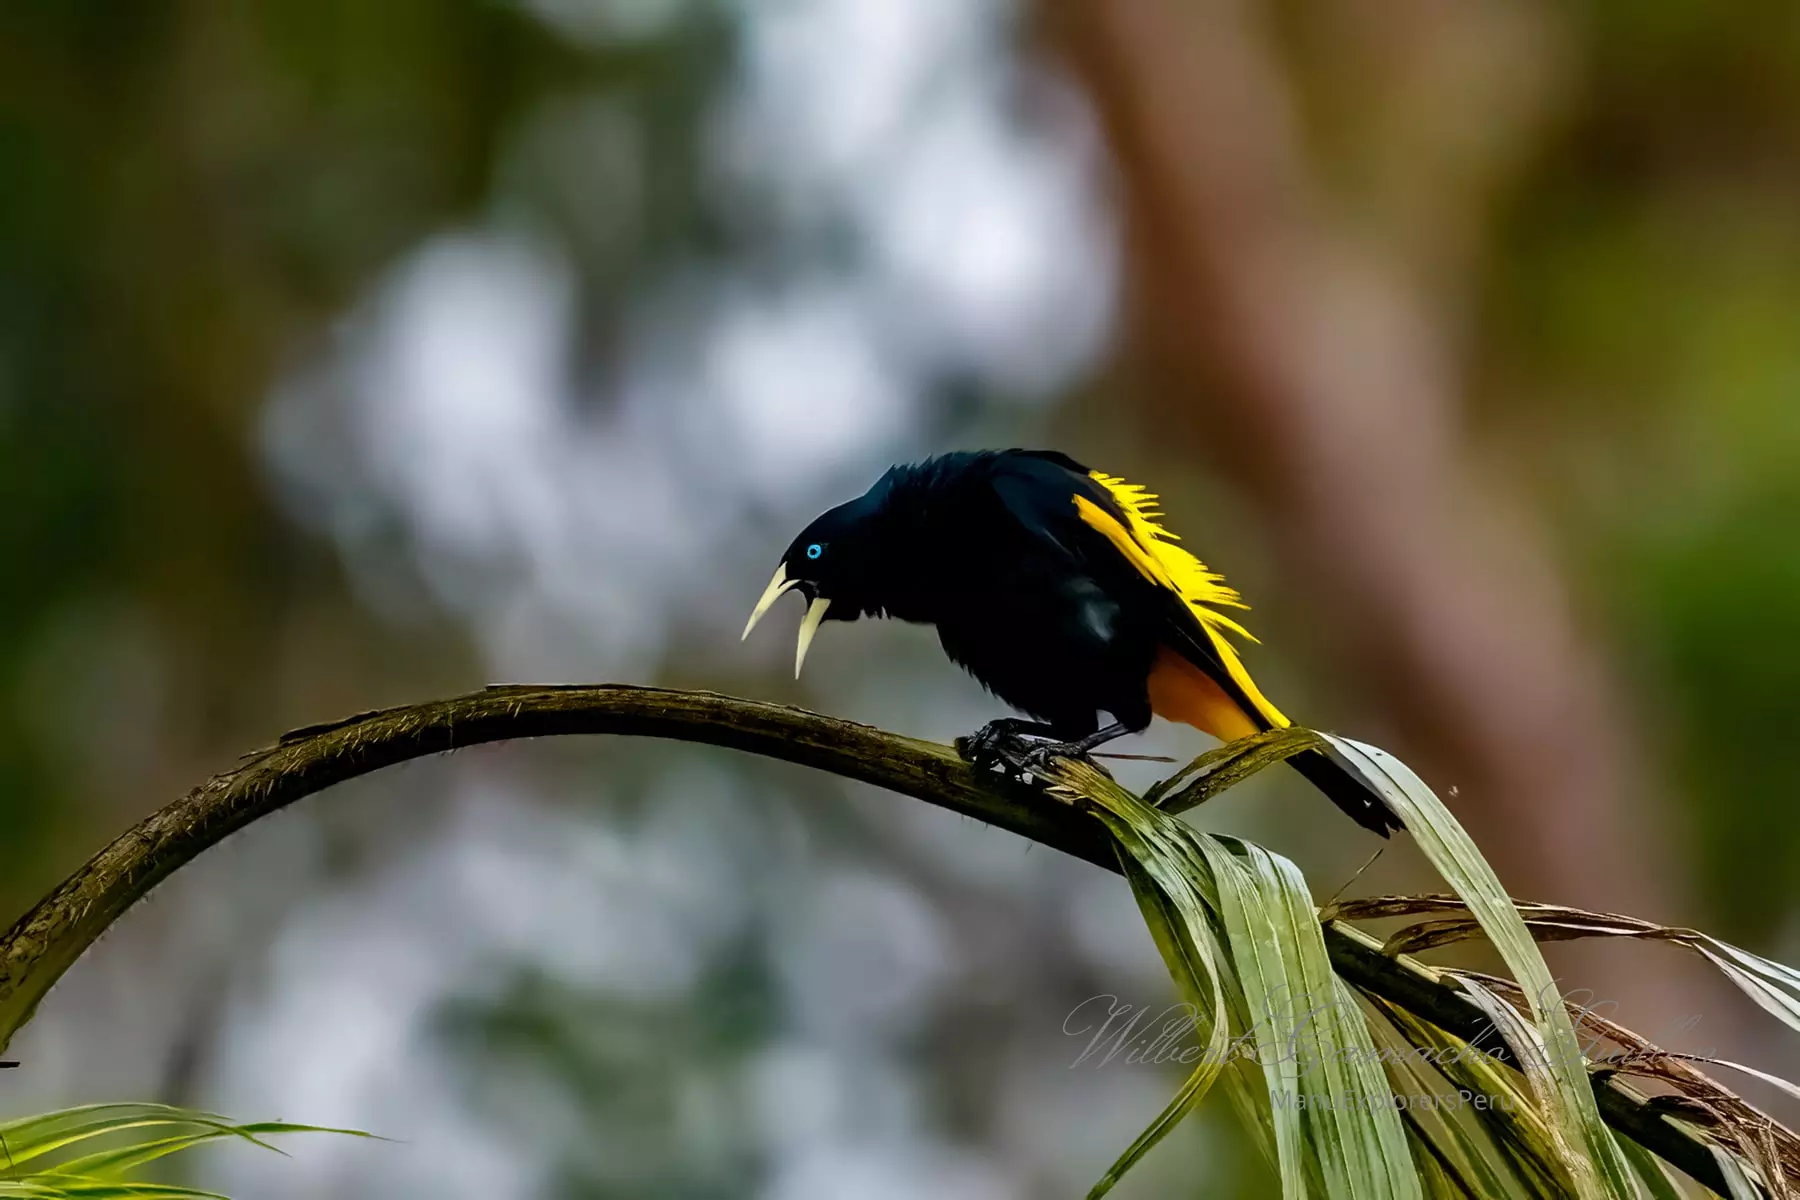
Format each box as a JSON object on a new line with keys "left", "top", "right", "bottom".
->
{"left": 991, "top": 453, "right": 1288, "bottom": 732}
{"left": 1077, "top": 469, "right": 1291, "bottom": 730}
{"left": 992, "top": 452, "right": 1400, "bottom": 835}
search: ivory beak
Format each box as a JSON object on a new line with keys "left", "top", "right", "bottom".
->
{"left": 794, "top": 596, "right": 831, "bottom": 678}
{"left": 742, "top": 565, "right": 799, "bottom": 641}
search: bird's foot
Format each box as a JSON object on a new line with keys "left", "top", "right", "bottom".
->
{"left": 1018, "top": 740, "right": 1114, "bottom": 781}
{"left": 958, "top": 719, "right": 1047, "bottom": 772}
{"left": 958, "top": 721, "right": 1111, "bottom": 783}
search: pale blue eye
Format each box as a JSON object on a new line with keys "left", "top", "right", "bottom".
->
{"left": 806, "top": 543, "right": 823, "bottom": 560}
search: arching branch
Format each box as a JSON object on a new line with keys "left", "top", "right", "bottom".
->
{"left": 0, "top": 685, "right": 1737, "bottom": 1192}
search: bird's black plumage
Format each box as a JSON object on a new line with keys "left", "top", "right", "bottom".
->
{"left": 746, "top": 449, "right": 1401, "bottom": 836}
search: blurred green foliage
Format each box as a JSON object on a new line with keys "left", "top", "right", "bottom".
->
{"left": 0, "top": 0, "right": 721, "bottom": 902}
{"left": 1479, "top": 3, "right": 1800, "bottom": 942}
{"left": 438, "top": 940, "right": 781, "bottom": 1198}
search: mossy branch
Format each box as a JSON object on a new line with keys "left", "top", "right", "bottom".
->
{"left": 0, "top": 685, "right": 1741, "bottom": 1193}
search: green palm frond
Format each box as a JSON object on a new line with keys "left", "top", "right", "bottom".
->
{"left": 1324, "top": 890, "right": 1800, "bottom": 1039}
{"left": 0, "top": 1103, "right": 367, "bottom": 1200}
{"left": 1042, "top": 733, "right": 1800, "bottom": 1198}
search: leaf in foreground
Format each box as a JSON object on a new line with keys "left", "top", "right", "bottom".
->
{"left": 0, "top": 1103, "right": 369, "bottom": 1200}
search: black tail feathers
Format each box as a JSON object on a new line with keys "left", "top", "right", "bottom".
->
{"left": 1288, "top": 745, "right": 1404, "bottom": 837}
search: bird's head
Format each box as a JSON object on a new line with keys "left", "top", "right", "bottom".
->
{"left": 741, "top": 496, "right": 883, "bottom": 677}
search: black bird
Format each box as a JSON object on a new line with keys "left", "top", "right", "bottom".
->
{"left": 742, "top": 450, "right": 1401, "bottom": 836}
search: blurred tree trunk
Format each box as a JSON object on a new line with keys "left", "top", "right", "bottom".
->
{"left": 1046, "top": 0, "right": 1746, "bottom": 1051}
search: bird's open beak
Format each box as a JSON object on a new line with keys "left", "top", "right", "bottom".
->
{"left": 794, "top": 596, "right": 830, "bottom": 678}
{"left": 742, "top": 565, "right": 832, "bottom": 678}
{"left": 742, "top": 565, "right": 800, "bottom": 641}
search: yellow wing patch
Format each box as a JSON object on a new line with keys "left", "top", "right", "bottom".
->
{"left": 1077, "top": 471, "right": 1291, "bottom": 730}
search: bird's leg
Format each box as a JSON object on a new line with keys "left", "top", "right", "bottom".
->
{"left": 959, "top": 718, "right": 1062, "bottom": 768}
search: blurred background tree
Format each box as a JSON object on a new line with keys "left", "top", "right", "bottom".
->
{"left": 3, "top": 0, "right": 1799, "bottom": 1195}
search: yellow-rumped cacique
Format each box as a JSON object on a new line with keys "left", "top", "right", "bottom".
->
{"left": 742, "top": 449, "right": 1401, "bottom": 836}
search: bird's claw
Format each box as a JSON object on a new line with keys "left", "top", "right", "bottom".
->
{"left": 958, "top": 723, "right": 1110, "bottom": 783}
{"left": 959, "top": 721, "right": 1032, "bottom": 772}
{"left": 1019, "top": 741, "right": 1112, "bottom": 780}
{"left": 1019, "top": 743, "right": 1065, "bottom": 778}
